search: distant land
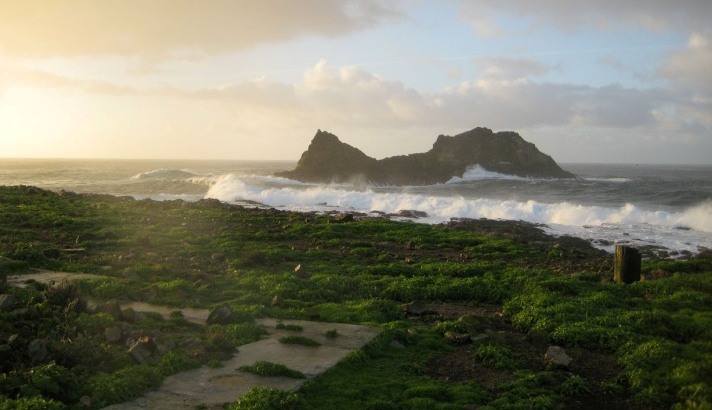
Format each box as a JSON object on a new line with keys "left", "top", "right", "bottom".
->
{"left": 277, "top": 127, "right": 575, "bottom": 185}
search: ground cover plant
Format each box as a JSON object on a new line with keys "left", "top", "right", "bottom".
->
{"left": 0, "top": 185, "right": 710, "bottom": 409}
{"left": 238, "top": 361, "right": 306, "bottom": 379}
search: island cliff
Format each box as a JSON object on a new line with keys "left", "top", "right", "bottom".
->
{"left": 277, "top": 127, "right": 574, "bottom": 184}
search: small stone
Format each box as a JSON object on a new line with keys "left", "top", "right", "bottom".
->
{"left": 470, "top": 333, "right": 491, "bottom": 345}
{"left": 294, "top": 264, "right": 309, "bottom": 279}
{"left": 544, "top": 345, "right": 572, "bottom": 367}
{"left": 444, "top": 331, "right": 470, "bottom": 345}
{"left": 333, "top": 213, "right": 354, "bottom": 222}
{"left": 458, "top": 315, "right": 483, "bottom": 327}
{"left": 78, "top": 395, "right": 92, "bottom": 408}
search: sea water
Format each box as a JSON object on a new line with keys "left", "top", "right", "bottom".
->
{"left": 0, "top": 158, "right": 710, "bottom": 256}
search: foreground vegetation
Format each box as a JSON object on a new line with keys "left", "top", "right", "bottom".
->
{"left": 0, "top": 185, "right": 710, "bottom": 409}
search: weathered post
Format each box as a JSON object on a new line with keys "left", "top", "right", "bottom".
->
{"left": 614, "top": 245, "right": 641, "bottom": 284}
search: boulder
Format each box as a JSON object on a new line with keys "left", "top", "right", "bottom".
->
{"left": 207, "top": 305, "right": 234, "bottom": 325}
{"left": 396, "top": 210, "right": 428, "bottom": 218}
{"left": 128, "top": 335, "right": 158, "bottom": 364}
{"left": 277, "top": 128, "right": 574, "bottom": 185}
{"left": 96, "top": 300, "right": 123, "bottom": 321}
{"left": 544, "top": 345, "right": 572, "bottom": 367}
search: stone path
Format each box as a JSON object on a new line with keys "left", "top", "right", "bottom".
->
{"left": 104, "top": 318, "right": 380, "bottom": 409}
{"left": 8, "top": 271, "right": 382, "bottom": 409}
{"left": 7, "top": 270, "right": 108, "bottom": 287}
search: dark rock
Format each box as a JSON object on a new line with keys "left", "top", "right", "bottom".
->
{"left": 401, "top": 302, "right": 438, "bottom": 317}
{"left": 333, "top": 213, "right": 355, "bottom": 222}
{"left": 470, "top": 333, "right": 491, "bottom": 345}
{"left": 28, "top": 338, "right": 50, "bottom": 364}
{"left": 96, "top": 300, "right": 123, "bottom": 321}
{"left": 277, "top": 128, "right": 574, "bottom": 185}
{"left": 78, "top": 395, "right": 92, "bottom": 408}
{"left": 121, "top": 307, "right": 138, "bottom": 323}
{"left": 207, "top": 305, "right": 234, "bottom": 325}
{"left": 397, "top": 209, "right": 429, "bottom": 218}
{"left": 104, "top": 325, "right": 124, "bottom": 344}
{"left": 544, "top": 345, "right": 572, "bottom": 367}
{"left": 128, "top": 335, "right": 158, "bottom": 364}
{"left": 0, "top": 294, "right": 16, "bottom": 310}
{"left": 211, "top": 252, "right": 226, "bottom": 262}
{"left": 444, "top": 331, "right": 471, "bottom": 345}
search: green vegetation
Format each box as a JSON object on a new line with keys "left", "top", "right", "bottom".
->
{"left": 227, "top": 387, "right": 305, "bottom": 410}
{"left": 238, "top": 361, "right": 306, "bottom": 379}
{"left": 276, "top": 322, "right": 304, "bottom": 331}
{"left": 279, "top": 335, "right": 321, "bottom": 347}
{"left": 0, "top": 185, "right": 710, "bottom": 409}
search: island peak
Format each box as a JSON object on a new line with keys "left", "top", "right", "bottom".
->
{"left": 277, "top": 128, "right": 574, "bottom": 184}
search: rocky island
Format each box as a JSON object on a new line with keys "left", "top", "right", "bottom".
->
{"left": 277, "top": 127, "right": 575, "bottom": 185}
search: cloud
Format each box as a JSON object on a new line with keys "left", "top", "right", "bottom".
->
{"left": 0, "top": 0, "right": 402, "bottom": 58}
{"left": 660, "top": 31, "right": 712, "bottom": 94}
{"left": 5, "top": 58, "right": 709, "bottom": 162}
{"left": 454, "top": 0, "right": 712, "bottom": 34}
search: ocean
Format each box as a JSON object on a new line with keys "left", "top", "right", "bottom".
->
{"left": 1, "top": 158, "right": 710, "bottom": 257}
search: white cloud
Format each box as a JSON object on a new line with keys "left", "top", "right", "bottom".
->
{"left": 3, "top": 58, "right": 709, "bottom": 162}
{"left": 0, "top": 0, "right": 402, "bottom": 58}
{"left": 455, "top": 0, "right": 712, "bottom": 34}
{"left": 660, "top": 31, "right": 712, "bottom": 94}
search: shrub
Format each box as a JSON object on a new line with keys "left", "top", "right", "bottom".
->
{"left": 475, "top": 344, "right": 517, "bottom": 370}
{"left": 88, "top": 365, "right": 162, "bottom": 408}
{"left": 0, "top": 396, "right": 65, "bottom": 410}
{"left": 276, "top": 322, "right": 303, "bottom": 331}
{"left": 228, "top": 387, "right": 306, "bottom": 410}
{"left": 155, "top": 351, "right": 199, "bottom": 376}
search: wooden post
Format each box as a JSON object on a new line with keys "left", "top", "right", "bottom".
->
{"left": 614, "top": 245, "right": 641, "bottom": 284}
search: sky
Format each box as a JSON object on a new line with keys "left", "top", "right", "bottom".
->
{"left": 0, "top": 0, "right": 710, "bottom": 164}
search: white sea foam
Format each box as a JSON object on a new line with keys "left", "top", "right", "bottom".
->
{"left": 446, "top": 165, "right": 530, "bottom": 183}
{"left": 131, "top": 169, "right": 197, "bottom": 180}
{"left": 205, "top": 174, "right": 712, "bottom": 255}
{"left": 581, "top": 177, "right": 633, "bottom": 183}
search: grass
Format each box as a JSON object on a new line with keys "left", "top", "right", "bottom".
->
{"left": 238, "top": 361, "right": 306, "bottom": 379}
{"left": 278, "top": 335, "right": 321, "bottom": 347}
{"left": 276, "top": 322, "right": 304, "bottom": 331}
{"left": 0, "top": 185, "right": 710, "bottom": 409}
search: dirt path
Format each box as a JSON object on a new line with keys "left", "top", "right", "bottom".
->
{"left": 8, "top": 271, "right": 382, "bottom": 409}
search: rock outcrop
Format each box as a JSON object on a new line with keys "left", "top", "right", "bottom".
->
{"left": 277, "top": 128, "right": 574, "bottom": 185}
